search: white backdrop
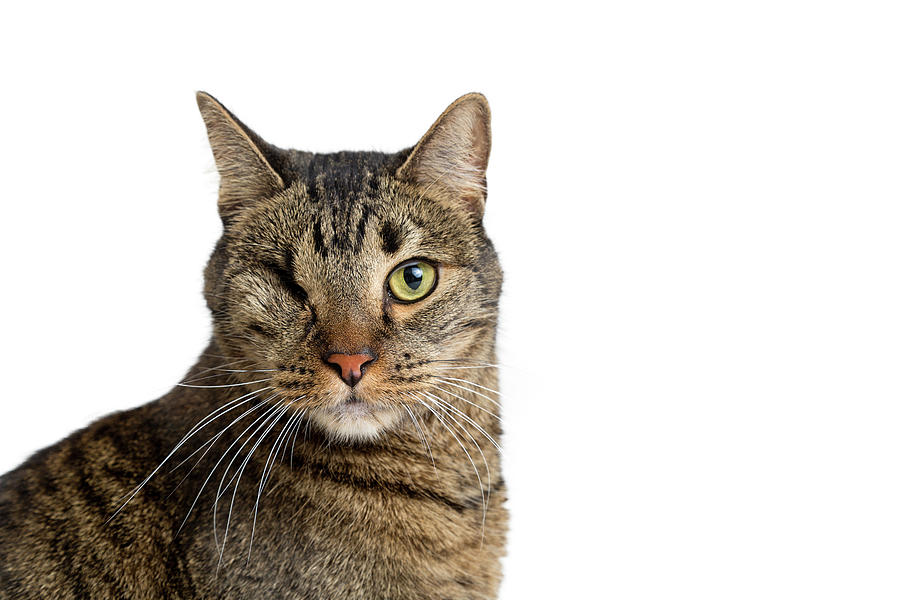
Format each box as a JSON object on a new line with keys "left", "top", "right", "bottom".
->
{"left": 1, "top": 2, "right": 899, "bottom": 598}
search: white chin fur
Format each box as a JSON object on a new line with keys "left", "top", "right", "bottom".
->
{"left": 309, "top": 407, "right": 395, "bottom": 443}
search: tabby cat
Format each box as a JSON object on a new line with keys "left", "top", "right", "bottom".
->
{"left": 0, "top": 92, "right": 506, "bottom": 599}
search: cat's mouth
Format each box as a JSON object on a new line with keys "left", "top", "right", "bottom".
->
{"left": 309, "top": 394, "right": 400, "bottom": 442}
{"left": 332, "top": 395, "right": 371, "bottom": 415}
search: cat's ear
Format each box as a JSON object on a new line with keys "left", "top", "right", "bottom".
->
{"left": 397, "top": 93, "right": 492, "bottom": 218}
{"left": 196, "top": 92, "right": 285, "bottom": 222}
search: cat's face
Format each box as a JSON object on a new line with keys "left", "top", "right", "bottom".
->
{"left": 198, "top": 94, "right": 500, "bottom": 442}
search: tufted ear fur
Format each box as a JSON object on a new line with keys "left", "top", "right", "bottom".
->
{"left": 397, "top": 93, "right": 492, "bottom": 218}
{"left": 196, "top": 92, "right": 285, "bottom": 222}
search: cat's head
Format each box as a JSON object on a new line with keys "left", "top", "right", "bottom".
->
{"left": 197, "top": 93, "right": 501, "bottom": 442}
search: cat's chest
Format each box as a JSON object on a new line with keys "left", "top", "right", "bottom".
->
{"left": 178, "top": 461, "right": 503, "bottom": 599}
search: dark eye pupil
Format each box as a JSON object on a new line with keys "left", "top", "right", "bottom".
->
{"left": 403, "top": 265, "right": 423, "bottom": 290}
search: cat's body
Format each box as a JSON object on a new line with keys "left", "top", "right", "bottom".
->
{"left": 0, "top": 94, "right": 505, "bottom": 599}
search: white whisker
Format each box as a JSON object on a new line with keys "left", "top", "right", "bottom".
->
{"left": 218, "top": 399, "right": 294, "bottom": 567}
{"left": 106, "top": 386, "right": 273, "bottom": 524}
{"left": 177, "top": 378, "right": 272, "bottom": 389}
{"left": 424, "top": 383, "right": 503, "bottom": 423}
{"left": 412, "top": 393, "right": 486, "bottom": 535}
{"left": 429, "top": 378, "right": 503, "bottom": 410}
{"left": 420, "top": 391, "right": 491, "bottom": 543}
{"left": 177, "top": 393, "right": 281, "bottom": 536}
{"left": 422, "top": 389, "right": 503, "bottom": 455}
{"left": 435, "top": 376, "right": 503, "bottom": 397}
{"left": 167, "top": 388, "right": 274, "bottom": 474}
{"left": 400, "top": 401, "right": 437, "bottom": 476}
{"left": 249, "top": 400, "right": 306, "bottom": 560}
{"left": 432, "top": 365, "right": 500, "bottom": 370}
{"left": 167, "top": 398, "right": 270, "bottom": 497}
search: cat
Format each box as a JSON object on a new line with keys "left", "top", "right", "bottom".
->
{"left": 0, "top": 92, "right": 506, "bottom": 599}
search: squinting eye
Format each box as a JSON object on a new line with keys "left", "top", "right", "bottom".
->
{"left": 387, "top": 261, "right": 437, "bottom": 303}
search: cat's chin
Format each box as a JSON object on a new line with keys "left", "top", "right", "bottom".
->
{"left": 307, "top": 399, "right": 399, "bottom": 443}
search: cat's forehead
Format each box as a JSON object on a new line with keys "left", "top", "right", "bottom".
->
{"left": 231, "top": 149, "right": 479, "bottom": 281}
{"left": 237, "top": 178, "right": 465, "bottom": 272}
{"left": 288, "top": 185, "right": 386, "bottom": 271}
{"left": 299, "top": 151, "right": 389, "bottom": 205}
{"left": 288, "top": 186, "right": 462, "bottom": 264}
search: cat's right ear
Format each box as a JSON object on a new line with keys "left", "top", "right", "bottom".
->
{"left": 196, "top": 92, "right": 285, "bottom": 223}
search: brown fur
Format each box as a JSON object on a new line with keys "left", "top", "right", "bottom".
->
{"left": 0, "top": 93, "right": 506, "bottom": 598}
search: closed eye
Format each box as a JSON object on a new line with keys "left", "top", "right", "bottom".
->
{"left": 262, "top": 260, "right": 309, "bottom": 305}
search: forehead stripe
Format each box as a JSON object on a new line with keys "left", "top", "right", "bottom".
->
{"left": 380, "top": 220, "right": 404, "bottom": 254}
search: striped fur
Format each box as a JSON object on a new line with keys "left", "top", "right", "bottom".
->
{"left": 0, "top": 93, "right": 505, "bottom": 599}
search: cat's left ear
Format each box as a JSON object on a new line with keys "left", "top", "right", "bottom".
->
{"left": 396, "top": 93, "right": 492, "bottom": 218}
{"left": 196, "top": 92, "right": 286, "bottom": 222}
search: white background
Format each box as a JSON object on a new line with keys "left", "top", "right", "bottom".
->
{"left": 1, "top": 2, "right": 899, "bottom": 598}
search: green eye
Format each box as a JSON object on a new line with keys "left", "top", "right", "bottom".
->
{"left": 387, "top": 261, "right": 437, "bottom": 302}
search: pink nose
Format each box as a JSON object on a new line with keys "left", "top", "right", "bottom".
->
{"left": 325, "top": 352, "right": 376, "bottom": 387}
